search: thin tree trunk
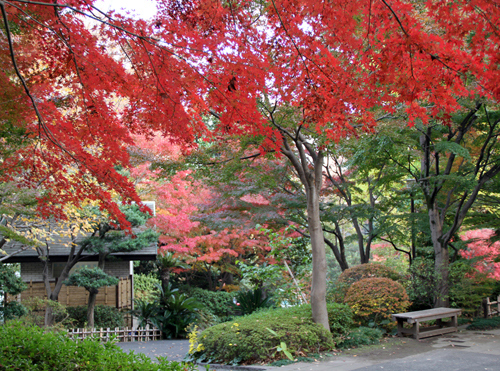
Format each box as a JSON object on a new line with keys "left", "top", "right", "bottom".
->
{"left": 87, "top": 289, "right": 98, "bottom": 328}
{"left": 307, "top": 183, "right": 330, "bottom": 331}
{"left": 428, "top": 206, "right": 449, "bottom": 307}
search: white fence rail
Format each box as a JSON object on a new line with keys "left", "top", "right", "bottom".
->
{"left": 67, "top": 325, "right": 161, "bottom": 342}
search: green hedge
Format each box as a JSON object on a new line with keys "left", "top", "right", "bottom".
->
{"left": 189, "top": 303, "right": 352, "bottom": 364}
{"left": 185, "top": 287, "right": 234, "bottom": 318}
{"left": 0, "top": 321, "right": 197, "bottom": 371}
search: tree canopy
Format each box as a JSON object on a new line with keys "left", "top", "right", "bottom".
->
{"left": 2, "top": 0, "right": 500, "bottom": 329}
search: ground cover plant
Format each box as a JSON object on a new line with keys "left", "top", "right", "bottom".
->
{"left": 187, "top": 303, "right": 353, "bottom": 365}
{"left": 0, "top": 321, "right": 199, "bottom": 371}
{"left": 466, "top": 317, "right": 500, "bottom": 331}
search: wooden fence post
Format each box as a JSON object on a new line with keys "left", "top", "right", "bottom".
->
{"left": 483, "top": 297, "right": 490, "bottom": 318}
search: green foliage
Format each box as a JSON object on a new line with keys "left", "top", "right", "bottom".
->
{"left": 84, "top": 228, "right": 159, "bottom": 255}
{"left": 3, "top": 301, "right": 27, "bottom": 321}
{"left": 334, "top": 263, "right": 401, "bottom": 302}
{"left": 65, "top": 305, "right": 125, "bottom": 329}
{"left": 466, "top": 317, "right": 500, "bottom": 331}
{"left": 64, "top": 267, "right": 119, "bottom": 293}
{"left": 325, "top": 303, "right": 354, "bottom": 335}
{"left": 404, "top": 257, "right": 497, "bottom": 314}
{"left": 449, "top": 261, "right": 496, "bottom": 317}
{"left": 121, "top": 204, "right": 153, "bottom": 226}
{"left": 337, "top": 327, "right": 384, "bottom": 349}
{"left": 134, "top": 273, "right": 161, "bottom": 302}
{"left": 131, "top": 299, "right": 159, "bottom": 328}
{"left": 189, "top": 304, "right": 344, "bottom": 365}
{"left": 403, "top": 256, "right": 435, "bottom": 311}
{"left": 0, "top": 321, "right": 198, "bottom": 370}
{"left": 233, "top": 288, "right": 273, "bottom": 315}
{"left": 183, "top": 287, "right": 234, "bottom": 318}
{"left": 21, "top": 298, "right": 69, "bottom": 328}
{"left": 344, "top": 277, "right": 411, "bottom": 331}
{"left": 0, "top": 264, "right": 26, "bottom": 295}
{"left": 149, "top": 283, "right": 204, "bottom": 339}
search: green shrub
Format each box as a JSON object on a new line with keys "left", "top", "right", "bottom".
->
{"left": 188, "top": 304, "right": 339, "bottom": 365}
{"left": 185, "top": 287, "right": 234, "bottom": 317}
{"left": 334, "top": 264, "right": 401, "bottom": 302}
{"left": 0, "top": 321, "right": 197, "bottom": 371}
{"left": 151, "top": 283, "right": 204, "bottom": 339}
{"left": 233, "top": 288, "right": 273, "bottom": 315}
{"left": 66, "top": 305, "right": 125, "bottom": 328}
{"left": 326, "top": 302, "right": 354, "bottom": 335}
{"left": 337, "top": 327, "right": 384, "bottom": 349}
{"left": 2, "top": 301, "right": 27, "bottom": 321}
{"left": 344, "top": 277, "right": 410, "bottom": 331}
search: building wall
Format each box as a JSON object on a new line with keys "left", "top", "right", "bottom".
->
{"left": 20, "top": 261, "right": 48, "bottom": 282}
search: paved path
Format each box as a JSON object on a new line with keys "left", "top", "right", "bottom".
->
{"left": 116, "top": 328, "right": 500, "bottom": 370}
{"left": 117, "top": 339, "right": 190, "bottom": 362}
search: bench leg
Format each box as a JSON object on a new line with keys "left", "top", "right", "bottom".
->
{"left": 396, "top": 318, "right": 405, "bottom": 337}
{"left": 414, "top": 322, "right": 420, "bottom": 340}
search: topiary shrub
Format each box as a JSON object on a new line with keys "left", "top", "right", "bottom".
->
{"left": 344, "top": 277, "right": 410, "bottom": 331}
{"left": 188, "top": 304, "right": 336, "bottom": 365}
{"left": 333, "top": 264, "right": 401, "bottom": 302}
{"left": 66, "top": 305, "right": 125, "bottom": 329}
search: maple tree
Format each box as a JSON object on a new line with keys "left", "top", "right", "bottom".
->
{"left": 3, "top": 0, "right": 500, "bottom": 329}
{"left": 128, "top": 134, "right": 276, "bottom": 290}
{"left": 460, "top": 229, "right": 500, "bottom": 280}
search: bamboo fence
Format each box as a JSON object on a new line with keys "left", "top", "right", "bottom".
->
{"left": 67, "top": 325, "right": 161, "bottom": 342}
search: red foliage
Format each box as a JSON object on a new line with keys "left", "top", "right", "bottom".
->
{"left": 459, "top": 229, "right": 500, "bottom": 280}
{"left": 2, "top": 0, "right": 499, "bottom": 227}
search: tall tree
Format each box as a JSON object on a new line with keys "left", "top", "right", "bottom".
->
{"left": 3, "top": 0, "right": 500, "bottom": 327}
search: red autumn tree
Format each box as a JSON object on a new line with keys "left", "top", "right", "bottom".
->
{"left": 3, "top": 0, "right": 500, "bottom": 329}
{"left": 128, "top": 134, "right": 279, "bottom": 290}
{"left": 460, "top": 229, "right": 500, "bottom": 280}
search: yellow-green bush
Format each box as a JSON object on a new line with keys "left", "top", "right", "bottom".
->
{"left": 187, "top": 304, "right": 352, "bottom": 364}
{"left": 344, "top": 277, "right": 410, "bottom": 331}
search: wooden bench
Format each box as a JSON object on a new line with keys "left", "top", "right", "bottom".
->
{"left": 392, "top": 307, "right": 461, "bottom": 340}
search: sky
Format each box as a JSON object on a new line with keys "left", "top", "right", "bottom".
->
{"left": 94, "top": 0, "right": 158, "bottom": 19}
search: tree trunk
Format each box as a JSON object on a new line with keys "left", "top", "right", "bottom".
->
{"left": 428, "top": 207, "right": 450, "bottom": 307}
{"left": 307, "top": 183, "right": 330, "bottom": 331}
{"left": 87, "top": 289, "right": 98, "bottom": 328}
